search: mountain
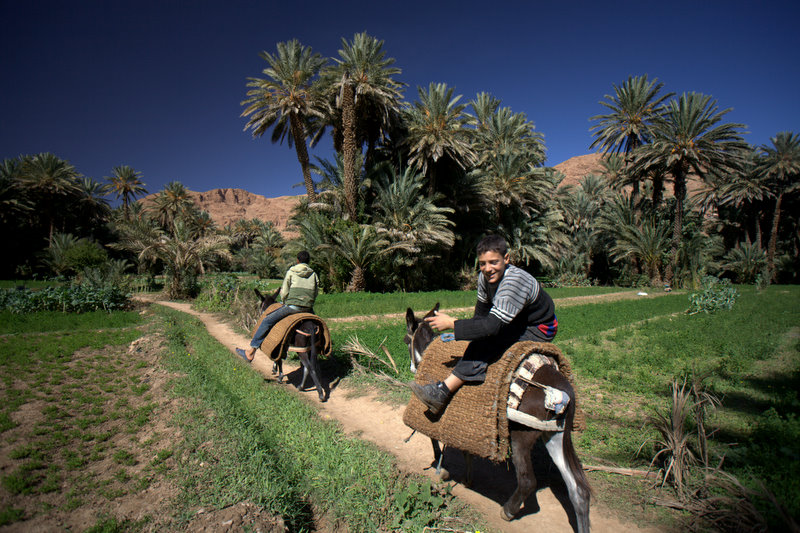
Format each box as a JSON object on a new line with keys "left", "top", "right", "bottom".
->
{"left": 553, "top": 153, "right": 604, "bottom": 187}
{"left": 139, "top": 153, "right": 707, "bottom": 234}
{"left": 140, "top": 188, "right": 302, "bottom": 235}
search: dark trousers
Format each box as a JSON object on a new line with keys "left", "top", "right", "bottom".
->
{"left": 452, "top": 326, "right": 554, "bottom": 383}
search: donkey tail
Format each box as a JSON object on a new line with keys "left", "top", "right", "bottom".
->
{"left": 564, "top": 393, "right": 593, "bottom": 499}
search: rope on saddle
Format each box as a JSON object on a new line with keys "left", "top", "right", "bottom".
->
{"left": 506, "top": 353, "right": 570, "bottom": 432}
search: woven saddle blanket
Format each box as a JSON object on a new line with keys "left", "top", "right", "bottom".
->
{"left": 403, "top": 338, "right": 582, "bottom": 462}
{"left": 252, "top": 303, "right": 332, "bottom": 362}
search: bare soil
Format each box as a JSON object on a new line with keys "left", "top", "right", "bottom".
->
{"left": 138, "top": 293, "right": 670, "bottom": 533}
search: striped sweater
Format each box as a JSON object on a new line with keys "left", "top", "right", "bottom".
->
{"left": 453, "top": 264, "right": 556, "bottom": 342}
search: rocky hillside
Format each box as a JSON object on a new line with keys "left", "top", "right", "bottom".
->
{"left": 140, "top": 188, "right": 302, "bottom": 235}
{"left": 139, "top": 154, "right": 707, "bottom": 234}
{"left": 553, "top": 153, "right": 604, "bottom": 187}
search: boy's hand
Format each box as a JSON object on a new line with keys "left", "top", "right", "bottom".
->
{"left": 425, "top": 311, "right": 455, "bottom": 332}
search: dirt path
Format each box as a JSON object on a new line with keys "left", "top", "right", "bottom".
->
{"left": 139, "top": 296, "right": 665, "bottom": 533}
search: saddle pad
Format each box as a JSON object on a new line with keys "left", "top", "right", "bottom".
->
{"left": 252, "top": 305, "right": 332, "bottom": 362}
{"left": 403, "top": 339, "right": 568, "bottom": 462}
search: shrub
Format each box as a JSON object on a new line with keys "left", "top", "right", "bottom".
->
{"left": 0, "top": 285, "right": 129, "bottom": 313}
{"left": 687, "top": 276, "right": 739, "bottom": 315}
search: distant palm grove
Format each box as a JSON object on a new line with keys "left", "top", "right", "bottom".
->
{"left": 2, "top": 33, "right": 798, "bottom": 296}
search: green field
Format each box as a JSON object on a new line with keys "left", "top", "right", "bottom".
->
{"left": 1, "top": 284, "right": 797, "bottom": 531}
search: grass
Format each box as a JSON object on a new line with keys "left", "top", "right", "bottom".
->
{"left": 0, "top": 301, "right": 482, "bottom": 531}
{"left": 0, "top": 311, "right": 164, "bottom": 527}
{"left": 306, "top": 286, "right": 635, "bottom": 318}
{"left": 322, "top": 285, "right": 800, "bottom": 530}
{"left": 4, "top": 281, "right": 796, "bottom": 530}
{"left": 157, "top": 306, "right": 480, "bottom": 532}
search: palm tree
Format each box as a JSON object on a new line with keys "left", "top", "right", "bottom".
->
{"left": 241, "top": 39, "right": 326, "bottom": 201}
{"left": 404, "top": 83, "right": 477, "bottom": 196}
{"left": 310, "top": 152, "right": 388, "bottom": 222}
{"left": 590, "top": 75, "right": 672, "bottom": 201}
{"left": 470, "top": 101, "right": 545, "bottom": 166}
{"left": 371, "top": 166, "right": 455, "bottom": 258}
{"left": 75, "top": 177, "right": 112, "bottom": 237}
{"left": 19, "top": 153, "right": 82, "bottom": 246}
{"left": 632, "top": 92, "right": 747, "bottom": 283}
{"left": 718, "top": 150, "right": 772, "bottom": 248}
{"left": 116, "top": 217, "right": 232, "bottom": 298}
{"left": 503, "top": 207, "right": 568, "bottom": 271}
{"left": 105, "top": 165, "right": 147, "bottom": 219}
{"left": 323, "top": 32, "right": 404, "bottom": 219}
{"left": 151, "top": 181, "right": 195, "bottom": 230}
{"left": 471, "top": 151, "right": 544, "bottom": 225}
{"left": 0, "top": 157, "right": 33, "bottom": 227}
{"left": 722, "top": 241, "right": 767, "bottom": 283}
{"left": 608, "top": 216, "right": 671, "bottom": 285}
{"left": 756, "top": 131, "right": 800, "bottom": 281}
{"left": 558, "top": 174, "right": 610, "bottom": 278}
{"left": 324, "top": 225, "right": 389, "bottom": 292}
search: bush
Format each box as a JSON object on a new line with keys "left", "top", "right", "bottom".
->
{"left": 0, "top": 285, "right": 129, "bottom": 313}
{"left": 62, "top": 240, "right": 108, "bottom": 273}
{"left": 686, "top": 276, "right": 739, "bottom": 315}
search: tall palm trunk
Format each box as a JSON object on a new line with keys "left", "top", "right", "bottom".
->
{"left": 652, "top": 171, "right": 664, "bottom": 207}
{"left": 341, "top": 76, "right": 358, "bottom": 220}
{"left": 288, "top": 113, "right": 317, "bottom": 202}
{"left": 767, "top": 192, "right": 784, "bottom": 281}
{"left": 755, "top": 217, "right": 763, "bottom": 249}
{"left": 666, "top": 164, "right": 688, "bottom": 284}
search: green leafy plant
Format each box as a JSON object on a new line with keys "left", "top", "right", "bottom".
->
{"left": 687, "top": 276, "right": 739, "bottom": 315}
{"left": 390, "top": 478, "right": 451, "bottom": 530}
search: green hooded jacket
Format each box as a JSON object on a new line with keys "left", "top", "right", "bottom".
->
{"left": 280, "top": 263, "right": 319, "bottom": 309}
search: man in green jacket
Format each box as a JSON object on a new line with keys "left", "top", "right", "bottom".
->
{"left": 236, "top": 251, "right": 319, "bottom": 362}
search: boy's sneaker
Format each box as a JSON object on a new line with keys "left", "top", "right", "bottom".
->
{"left": 410, "top": 381, "right": 451, "bottom": 416}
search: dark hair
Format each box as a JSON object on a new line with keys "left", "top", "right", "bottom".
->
{"left": 476, "top": 235, "right": 508, "bottom": 256}
{"left": 297, "top": 250, "right": 310, "bottom": 264}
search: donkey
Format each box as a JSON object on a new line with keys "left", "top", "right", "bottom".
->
{"left": 254, "top": 288, "right": 328, "bottom": 402}
{"left": 405, "top": 304, "right": 591, "bottom": 531}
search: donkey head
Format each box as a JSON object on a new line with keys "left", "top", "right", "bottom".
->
{"left": 403, "top": 303, "right": 439, "bottom": 374}
{"left": 254, "top": 288, "right": 281, "bottom": 314}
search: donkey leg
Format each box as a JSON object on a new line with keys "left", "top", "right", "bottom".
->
{"left": 545, "top": 431, "right": 591, "bottom": 533}
{"left": 298, "top": 358, "right": 310, "bottom": 390}
{"left": 502, "top": 429, "right": 540, "bottom": 521}
{"left": 299, "top": 352, "right": 327, "bottom": 402}
{"left": 462, "top": 451, "right": 473, "bottom": 488}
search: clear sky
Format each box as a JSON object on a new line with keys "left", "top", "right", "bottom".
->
{"left": 2, "top": 0, "right": 798, "bottom": 202}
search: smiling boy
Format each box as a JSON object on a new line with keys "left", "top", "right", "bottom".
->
{"left": 410, "top": 234, "right": 557, "bottom": 416}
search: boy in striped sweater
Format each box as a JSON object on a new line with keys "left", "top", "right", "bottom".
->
{"left": 410, "top": 235, "right": 557, "bottom": 416}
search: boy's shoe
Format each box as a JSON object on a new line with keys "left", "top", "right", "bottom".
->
{"left": 410, "top": 381, "right": 451, "bottom": 416}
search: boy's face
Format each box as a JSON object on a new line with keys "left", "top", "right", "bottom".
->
{"left": 478, "top": 250, "right": 510, "bottom": 284}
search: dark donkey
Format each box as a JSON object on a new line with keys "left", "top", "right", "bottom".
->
{"left": 255, "top": 288, "right": 328, "bottom": 402}
{"left": 405, "top": 304, "right": 591, "bottom": 531}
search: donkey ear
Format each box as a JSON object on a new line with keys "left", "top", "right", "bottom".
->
{"left": 254, "top": 288, "right": 264, "bottom": 301}
{"left": 405, "top": 308, "right": 418, "bottom": 333}
{"left": 423, "top": 303, "right": 439, "bottom": 319}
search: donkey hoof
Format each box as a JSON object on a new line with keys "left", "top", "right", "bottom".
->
{"left": 500, "top": 507, "right": 516, "bottom": 522}
{"left": 438, "top": 468, "right": 450, "bottom": 481}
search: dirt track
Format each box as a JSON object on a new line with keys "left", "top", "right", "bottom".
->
{"left": 138, "top": 294, "right": 667, "bottom": 533}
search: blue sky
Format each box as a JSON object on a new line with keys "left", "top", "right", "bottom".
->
{"left": 1, "top": 0, "right": 798, "bottom": 202}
